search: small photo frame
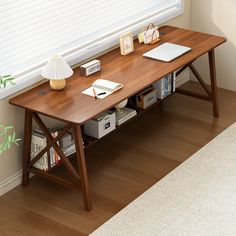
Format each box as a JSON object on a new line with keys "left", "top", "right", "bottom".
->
{"left": 120, "top": 32, "right": 134, "bottom": 56}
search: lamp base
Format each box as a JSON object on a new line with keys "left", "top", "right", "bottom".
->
{"left": 50, "top": 79, "right": 66, "bottom": 90}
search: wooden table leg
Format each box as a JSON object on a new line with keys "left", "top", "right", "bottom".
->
{"left": 73, "top": 124, "right": 92, "bottom": 211}
{"left": 208, "top": 49, "right": 219, "bottom": 118}
{"left": 22, "top": 109, "right": 33, "bottom": 186}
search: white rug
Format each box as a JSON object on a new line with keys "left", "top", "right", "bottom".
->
{"left": 90, "top": 122, "right": 236, "bottom": 236}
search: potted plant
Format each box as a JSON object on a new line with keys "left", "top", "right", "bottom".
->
{"left": 0, "top": 123, "right": 20, "bottom": 155}
{"left": 0, "top": 75, "right": 15, "bottom": 88}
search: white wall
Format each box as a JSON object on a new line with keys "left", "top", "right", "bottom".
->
{"left": 0, "top": 0, "right": 191, "bottom": 189}
{"left": 191, "top": 0, "right": 236, "bottom": 90}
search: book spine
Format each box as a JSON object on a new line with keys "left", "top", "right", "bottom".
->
{"left": 168, "top": 75, "right": 171, "bottom": 95}
{"left": 53, "top": 131, "right": 60, "bottom": 165}
{"left": 31, "top": 133, "right": 48, "bottom": 171}
{"left": 162, "top": 78, "right": 165, "bottom": 99}
{"left": 51, "top": 132, "right": 55, "bottom": 167}
{"left": 164, "top": 76, "right": 168, "bottom": 97}
{"left": 50, "top": 145, "right": 54, "bottom": 167}
{"left": 173, "top": 72, "right": 176, "bottom": 92}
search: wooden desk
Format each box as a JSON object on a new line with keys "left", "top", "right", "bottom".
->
{"left": 9, "top": 26, "right": 226, "bottom": 211}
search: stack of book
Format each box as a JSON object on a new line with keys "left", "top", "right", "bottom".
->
{"left": 31, "top": 131, "right": 49, "bottom": 171}
{"left": 153, "top": 73, "right": 175, "bottom": 99}
{"left": 60, "top": 131, "right": 76, "bottom": 157}
{"left": 31, "top": 129, "right": 61, "bottom": 171}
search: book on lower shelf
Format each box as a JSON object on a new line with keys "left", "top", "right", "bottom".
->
{"left": 34, "top": 128, "right": 61, "bottom": 168}
{"left": 62, "top": 144, "right": 76, "bottom": 157}
{"left": 31, "top": 132, "right": 49, "bottom": 171}
{"left": 153, "top": 73, "right": 175, "bottom": 99}
{"left": 31, "top": 128, "right": 85, "bottom": 171}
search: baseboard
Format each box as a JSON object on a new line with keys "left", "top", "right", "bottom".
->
{"left": 0, "top": 170, "right": 22, "bottom": 196}
{"left": 175, "top": 68, "right": 190, "bottom": 87}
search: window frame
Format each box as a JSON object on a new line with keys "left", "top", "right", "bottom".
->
{"left": 0, "top": 0, "right": 184, "bottom": 100}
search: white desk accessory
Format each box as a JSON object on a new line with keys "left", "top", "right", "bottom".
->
{"left": 80, "top": 60, "right": 101, "bottom": 76}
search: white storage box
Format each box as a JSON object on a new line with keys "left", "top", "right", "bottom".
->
{"left": 84, "top": 111, "right": 116, "bottom": 139}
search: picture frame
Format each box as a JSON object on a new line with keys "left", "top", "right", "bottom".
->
{"left": 120, "top": 32, "right": 134, "bottom": 56}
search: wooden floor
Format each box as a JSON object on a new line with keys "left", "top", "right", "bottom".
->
{"left": 1, "top": 81, "right": 236, "bottom": 236}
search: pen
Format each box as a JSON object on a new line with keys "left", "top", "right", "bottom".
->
{"left": 97, "top": 92, "right": 106, "bottom": 96}
{"left": 93, "top": 88, "right": 97, "bottom": 99}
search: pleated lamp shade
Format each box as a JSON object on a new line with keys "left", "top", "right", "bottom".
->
{"left": 41, "top": 55, "right": 73, "bottom": 80}
{"left": 41, "top": 55, "right": 73, "bottom": 90}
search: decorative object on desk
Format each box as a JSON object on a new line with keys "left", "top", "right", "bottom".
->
{"left": 41, "top": 55, "right": 73, "bottom": 90}
{"left": 0, "top": 123, "right": 20, "bottom": 155}
{"left": 138, "top": 23, "right": 159, "bottom": 44}
{"left": 136, "top": 86, "right": 158, "bottom": 109}
{"left": 82, "top": 79, "right": 123, "bottom": 99}
{"left": 80, "top": 59, "right": 101, "bottom": 76}
{"left": 0, "top": 75, "right": 15, "bottom": 88}
{"left": 120, "top": 32, "right": 134, "bottom": 56}
{"left": 115, "top": 99, "right": 128, "bottom": 116}
{"left": 115, "top": 99, "right": 137, "bottom": 126}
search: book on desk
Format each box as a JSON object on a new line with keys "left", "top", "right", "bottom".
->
{"left": 82, "top": 79, "right": 123, "bottom": 99}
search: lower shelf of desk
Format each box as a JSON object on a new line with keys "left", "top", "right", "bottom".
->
{"left": 30, "top": 96, "right": 168, "bottom": 175}
{"left": 83, "top": 99, "right": 162, "bottom": 149}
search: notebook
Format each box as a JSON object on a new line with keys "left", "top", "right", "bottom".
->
{"left": 143, "top": 42, "right": 191, "bottom": 62}
{"left": 82, "top": 79, "right": 123, "bottom": 99}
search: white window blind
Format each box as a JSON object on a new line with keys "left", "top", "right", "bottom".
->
{"left": 0, "top": 0, "right": 183, "bottom": 98}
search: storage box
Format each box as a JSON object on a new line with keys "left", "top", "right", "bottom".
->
{"left": 84, "top": 111, "right": 116, "bottom": 139}
{"left": 136, "top": 86, "right": 158, "bottom": 109}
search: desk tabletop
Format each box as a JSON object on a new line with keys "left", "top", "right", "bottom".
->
{"left": 9, "top": 26, "right": 226, "bottom": 125}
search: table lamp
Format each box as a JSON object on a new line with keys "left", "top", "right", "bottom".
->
{"left": 41, "top": 55, "right": 73, "bottom": 90}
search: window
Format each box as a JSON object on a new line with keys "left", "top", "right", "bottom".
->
{"left": 0, "top": 0, "right": 184, "bottom": 99}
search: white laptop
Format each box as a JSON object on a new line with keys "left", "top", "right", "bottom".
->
{"left": 143, "top": 42, "right": 191, "bottom": 62}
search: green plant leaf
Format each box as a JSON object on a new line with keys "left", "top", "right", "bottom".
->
{"left": 3, "top": 140, "right": 8, "bottom": 148}
{"left": 2, "top": 75, "right": 11, "bottom": 78}
{"left": 3, "top": 78, "right": 14, "bottom": 82}
{"left": 5, "top": 126, "right": 14, "bottom": 131}
{"left": 12, "top": 132, "right": 15, "bottom": 140}
{"left": 14, "top": 138, "right": 21, "bottom": 142}
{"left": 0, "top": 142, "right": 4, "bottom": 151}
{"left": 0, "top": 123, "right": 20, "bottom": 155}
